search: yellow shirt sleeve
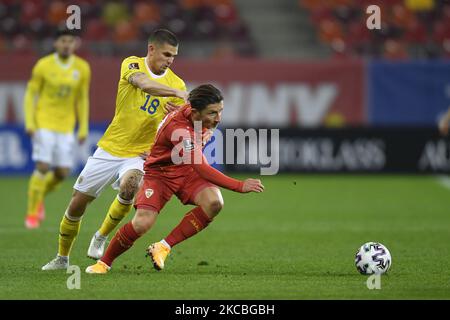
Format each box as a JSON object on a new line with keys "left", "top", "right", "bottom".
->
{"left": 24, "top": 60, "right": 44, "bottom": 132}
{"left": 120, "top": 56, "right": 144, "bottom": 82}
{"left": 76, "top": 62, "right": 91, "bottom": 139}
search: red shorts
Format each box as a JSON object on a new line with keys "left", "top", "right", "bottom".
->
{"left": 135, "top": 166, "right": 215, "bottom": 213}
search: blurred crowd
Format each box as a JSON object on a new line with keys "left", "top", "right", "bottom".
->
{"left": 300, "top": 0, "right": 450, "bottom": 59}
{"left": 0, "top": 0, "right": 255, "bottom": 58}
{"left": 1, "top": 0, "right": 449, "bottom": 60}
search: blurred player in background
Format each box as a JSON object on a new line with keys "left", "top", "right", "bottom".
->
{"left": 42, "top": 29, "right": 188, "bottom": 270}
{"left": 24, "top": 29, "right": 91, "bottom": 229}
{"left": 86, "top": 84, "right": 265, "bottom": 274}
{"left": 438, "top": 106, "right": 450, "bottom": 136}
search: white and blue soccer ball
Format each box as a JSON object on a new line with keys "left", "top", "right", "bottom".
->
{"left": 355, "top": 242, "right": 392, "bottom": 275}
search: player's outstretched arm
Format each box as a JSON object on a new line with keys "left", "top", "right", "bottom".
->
{"left": 438, "top": 106, "right": 450, "bottom": 136}
{"left": 129, "top": 72, "right": 188, "bottom": 101}
{"left": 191, "top": 154, "right": 264, "bottom": 193}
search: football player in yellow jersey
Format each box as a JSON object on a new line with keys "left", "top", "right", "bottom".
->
{"left": 42, "top": 29, "right": 189, "bottom": 270}
{"left": 24, "top": 29, "right": 91, "bottom": 229}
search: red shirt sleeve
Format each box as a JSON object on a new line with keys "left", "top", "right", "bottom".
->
{"left": 191, "top": 154, "right": 244, "bottom": 193}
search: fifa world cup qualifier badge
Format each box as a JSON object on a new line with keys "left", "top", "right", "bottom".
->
{"left": 128, "top": 63, "right": 139, "bottom": 70}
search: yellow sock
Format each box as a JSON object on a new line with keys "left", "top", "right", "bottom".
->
{"left": 27, "top": 171, "right": 46, "bottom": 216}
{"left": 98, "top": 196, "right": 132, "bottom": 237}
{"left": 58, "top": 214, "right": 82, "bottom": 257}
{"left": 44, "top": 171, "right": 62, "bottom": 196}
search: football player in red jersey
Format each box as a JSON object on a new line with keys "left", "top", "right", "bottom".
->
{"left": 86, "top": 84, "right": 264, "bottom": 274}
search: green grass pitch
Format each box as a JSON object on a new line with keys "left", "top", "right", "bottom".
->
{"left": 1, "top": 174, "right": 450, "bottom": 299}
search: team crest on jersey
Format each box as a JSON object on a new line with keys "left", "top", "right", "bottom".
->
{"left": 72, "top": 70, "right": 80, "bottom": 80}
{"left": 128, "top": 63, "right": 140, "bottom": 70}
{"left": 145, "top": 188, "right": 154, "bottom": 198}
{"left": 183, "top": 138, "right": 194, "bottom": 152}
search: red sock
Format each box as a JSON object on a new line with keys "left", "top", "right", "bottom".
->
{"left": 101, "top": 221, "right": 140, "bottom": 267}
{"left": 165, "top": 206, "right": 212, "bottom": 247}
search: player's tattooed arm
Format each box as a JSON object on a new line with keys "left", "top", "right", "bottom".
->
{"left": 128, "top": 72, "right": 146, "bottom": 87}
{"left": 128, "top": 72, "right": 188, "bottom": 101}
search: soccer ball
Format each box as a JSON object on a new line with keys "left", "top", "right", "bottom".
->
{"left": 355, "top": 242, "right": 392, "bottom": 275}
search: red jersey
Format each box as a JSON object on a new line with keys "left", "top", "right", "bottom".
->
{"left": 144, "top": 105, "right": 243, "bottom": 192}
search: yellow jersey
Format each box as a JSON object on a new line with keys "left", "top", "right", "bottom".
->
{"left": 97, "top": 56, "right": 186, "bottom": 157}
{"left": 24, "top": 53, "right": 91, "bottom": 138}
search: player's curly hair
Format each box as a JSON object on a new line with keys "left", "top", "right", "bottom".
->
{"left": 188, "top": 84, "right": 223, "bottom": 111}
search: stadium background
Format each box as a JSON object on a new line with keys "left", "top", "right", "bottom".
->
{"left": 1, "top": 0, "right": 450, "bottom": 300}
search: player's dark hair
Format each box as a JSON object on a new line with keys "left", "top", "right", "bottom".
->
{"left": 148, "top": 29, "right": 179, "bottom": 47}
{"left": 189, "top": 84, "right": 223, "bottom": 111}
{"left": 55, "top": 27, "right": 78, "bottom": 39}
